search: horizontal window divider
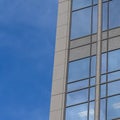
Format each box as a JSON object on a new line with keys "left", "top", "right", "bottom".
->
{"left": 66, "top": 100, "right": 95, "bottom": 108}
{"left": 100, "top": 94, "right": 120, "bottom": 100}
{"left": 100, "top": 79, "right": 120, "bottom": 85}
{"left": 101, "top": 69, "right": 120, "bottom": 76}
{"left": 67, "top": 76, "right": 96, "bottom": 84}
{"left": 72, "top": 4, "right": 98, "bottom": 12}
{"left": 66, "top": 85, "right": 95, "bottom": 94}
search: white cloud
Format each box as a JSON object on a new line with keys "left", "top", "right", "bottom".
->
{"left": 113, "top": 102, "right": 120, "bottom": 109}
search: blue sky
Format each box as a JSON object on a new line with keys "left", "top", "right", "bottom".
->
{"left": 0, "top": 0, "right": 58, "bottom": 120}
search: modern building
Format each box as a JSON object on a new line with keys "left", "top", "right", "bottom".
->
{"left": 49, "top": 0, "right": 120, "bottom": 120}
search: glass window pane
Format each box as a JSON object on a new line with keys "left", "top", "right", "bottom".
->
{"left": 91, "top": 56, "right": 96, "bottom": 77}
{"left": 93, "top": 0, "right": 98, "bottom": 4}
{"left": 92, "top": 6, "right": 98, "bottom": 33}
{"left": 102, "top": 3, "right": 108, "bottom": 31}
{"left": 90, "top": 77, "right": 96, "bottom": 86}
{"left": 72, "top": 0, "right": 91, "bottom": 11}
{"left": 109, "top": 0, "right": 120, "bottom": 29}
{"left": 67, "top": 79, "right": 89, "bottom": 92}
{"left": 108, "top": 71, "right": 120, "bottom": 82}
{"left": 68, "top": 58, "right": 90, "bottom": 82}
{"left": 101, "top": 75, "right": 106, "bottom": 83}
{"left": 107, "top": 95, "right": 120, "bottom": 120}
{"left": 108, "top": 81, "right": 120, "bottom": 96}
{"left": 101, "top": 53, "right": 107, "bottom": 74}
{"left": 89, "top": 102, "right": 95, "bottom": 120}
{"left": 70, "top": 8, "right": 91, "bottom": 40}
{"left": 90, "top": 87, "right": 95, "bottom": 100}
{"left": 100, "top": 99, "right": 106, "bottom": 120}
{"left": 108, "top": 49, "right": 120, "bottom": 72}
{"left": 66, "top": 89, "right": 88, "bottom": 106}
{"left": 101, "top": 84, "right": 106, "bottom": 98}
{"left": 66, "top": 103, "right": 88, "bottom": 120}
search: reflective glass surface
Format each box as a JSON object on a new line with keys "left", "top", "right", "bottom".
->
{"left": 91, "top": 56, "right": 96, "bottom": 77}
{"left": 101, "top": 84, "right": 106, "bottom": 98}
{"left": 90, "top": 77, "right": 96, "bottom": 86}
{"left": 92, "top": 6, "right": 98, "bottom": 33}
{"left": 68, "top": 58, "right": 90, "bottom": 82}
{"left": 72, "top": 0, "right": 91, "bottom": 10}
{"left": 89, "top": 102, "right": 95, "bottom": 120}
{"left": 109, "top": 0, "right": 120, "bottom": 29}
{"left": 101, "top": 75, "right": 106, "bottom": 83}
{"left": 108, "top": 81, "right": 120, "bottom": 96}
{"left": 67, "top": 89, "right": 88, "bottom": 106}
{"left": 101, "top": 53, "right": 107, "bottom": 74}
{"left": 100, "top": 99, "right": 106, "bottom": 120}
{"left": 90, "top": 87, "right": 95, "bottom": 100}
{"left": 67, "top": 79, "right": 89, "bottom": 92}
{"left": 70, "top": 8, "right": 91, "bottom": 40}
{"left": 107, "top": 95, "right": 120, "bottom": 120}
{"left": 108, "top": 71, "right": 120, "bottom": 82}
{"left": 108, "top": 49, "right": 120, "bottom": 72}
{"left": 102, "top": 3, "right": 107, "bottom": 30}
{"left": 66, "top": 103, "right": 88, "bottom": 120}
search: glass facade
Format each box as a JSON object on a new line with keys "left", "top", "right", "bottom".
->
{"left": 71, "top": 0, "right": 120, "bottom": 40}
{"left": 50, "top": 0, "right": 120, "bottom": 120}
{"left": 66, "top": 49, "right": 120, "bottom": 120}
{"left": 65, "top": 0, "right": 120, "bottom": 119}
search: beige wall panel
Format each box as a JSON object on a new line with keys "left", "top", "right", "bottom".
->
{"left": 50, "top": 94, "right": 64, "bottom": 111}
{"left": 102, "top": 40, "right": 107, "bottom": 52}
{"left": 56, "top": 25, "right": 68, "bottom": 39}
{"left": 92, "top": 43, "right": 96, "bottom": 55}
{"left": 50, "top": 109, "right": 63, "bottom": 120}
{"left": 70, "top": 36, "right": 90, "bottom": 49}
{"left": 102, "top": 31, "right": 107, "bottom": 40}
{"left": 69, "top": 45, "right": 90, "bottom": 61}
{"left": 58, "top": 0, "right": 69, "bottom": 14}
{"left": 92, "top": 34, "right": 97, "bottom": 42}
{"left": 109, "top": 36, "right": 120, "bottom": 51}
{"left": 109, "top": 27, "right": 120, "bottom": 38}
{"left": 57, "top": 12, "right": 68, "bottom": 27}
{"left": 53, "top": 64, "right": 65, "bottom": 81}
{"left": 54, "top": 50, "right": 66, "bottom": 66}
{"left": 55, "top": 38, "right": 68, "bottom": 52}
{"left": 51, "top": 79, "right": 65, "bottom": 95}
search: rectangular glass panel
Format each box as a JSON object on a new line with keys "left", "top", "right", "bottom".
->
{"left": 108, "top": 81, "right": 120, "bottom": 96}
{"left": 90, "top": 87, "right": 95, "bottom": 100}
{"left": 101, "top": 84, "right": 106, "bottom": 98}
{"left": 89, "top": 102, "right": 95, "bottom": 120}
{"left": 66, "top": 103, "right": 88, "bottom": 120}
{"left": 102, "top": 3, "right": 108, "bottom": 31}
{"left": 101, "top": 53, "right": 107, "bottom": 74}
{"left": 108, "top": 71, "right": 120, "bottom": 82}
{"left": 72, "top": 0, "right": 91, "bottom": 11}
{"left": 90, "top": 77, "right": 96, "bottom": 86}
{"left": 109, "top": 0, "right": 120, "bottom": 29}
{"left": 101, "top": 75, "right": 106, "bottom": 83}
{"left": 100, "top": 99, "right": 106, "bottom": 120}
{"left": 68, "top": 58, "right": 90, "bottom": 82}
{"left": 70, "top": 8, "right": 91, "bottom": 40}
{"left": 66, "top": 89, "right": 88, "bottom": 106}
{"left": 67, "top": 79, "right": 89, "bottom": 92}
{"left": 107, "top": 95, "right": 120, "bottom": 120}
{"left": 108, "top": 49, "right": 120, "bottom": 72}
{"left": 91, "top": 56, "right": 96, "bottom": 77}
{"left": 92, "top": 5, "right": 98, "bottom": 33}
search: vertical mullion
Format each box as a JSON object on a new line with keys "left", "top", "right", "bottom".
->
{"left": 95, "top": 0, "right": 102, "bottom": 120}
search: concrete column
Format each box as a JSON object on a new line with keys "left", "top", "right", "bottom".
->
{"left": 95, "top": 0, "right": 102, "bottom": 120}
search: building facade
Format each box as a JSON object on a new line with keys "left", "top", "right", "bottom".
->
{"left": 50, "top": 0, "right": 120, "bottom": 120}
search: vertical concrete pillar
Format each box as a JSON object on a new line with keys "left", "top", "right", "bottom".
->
{"left": 95, "top": 0, "right": 102, "bottom": 120}
{"left": 49, "top": 0, "right": 71, "bottom": 120}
